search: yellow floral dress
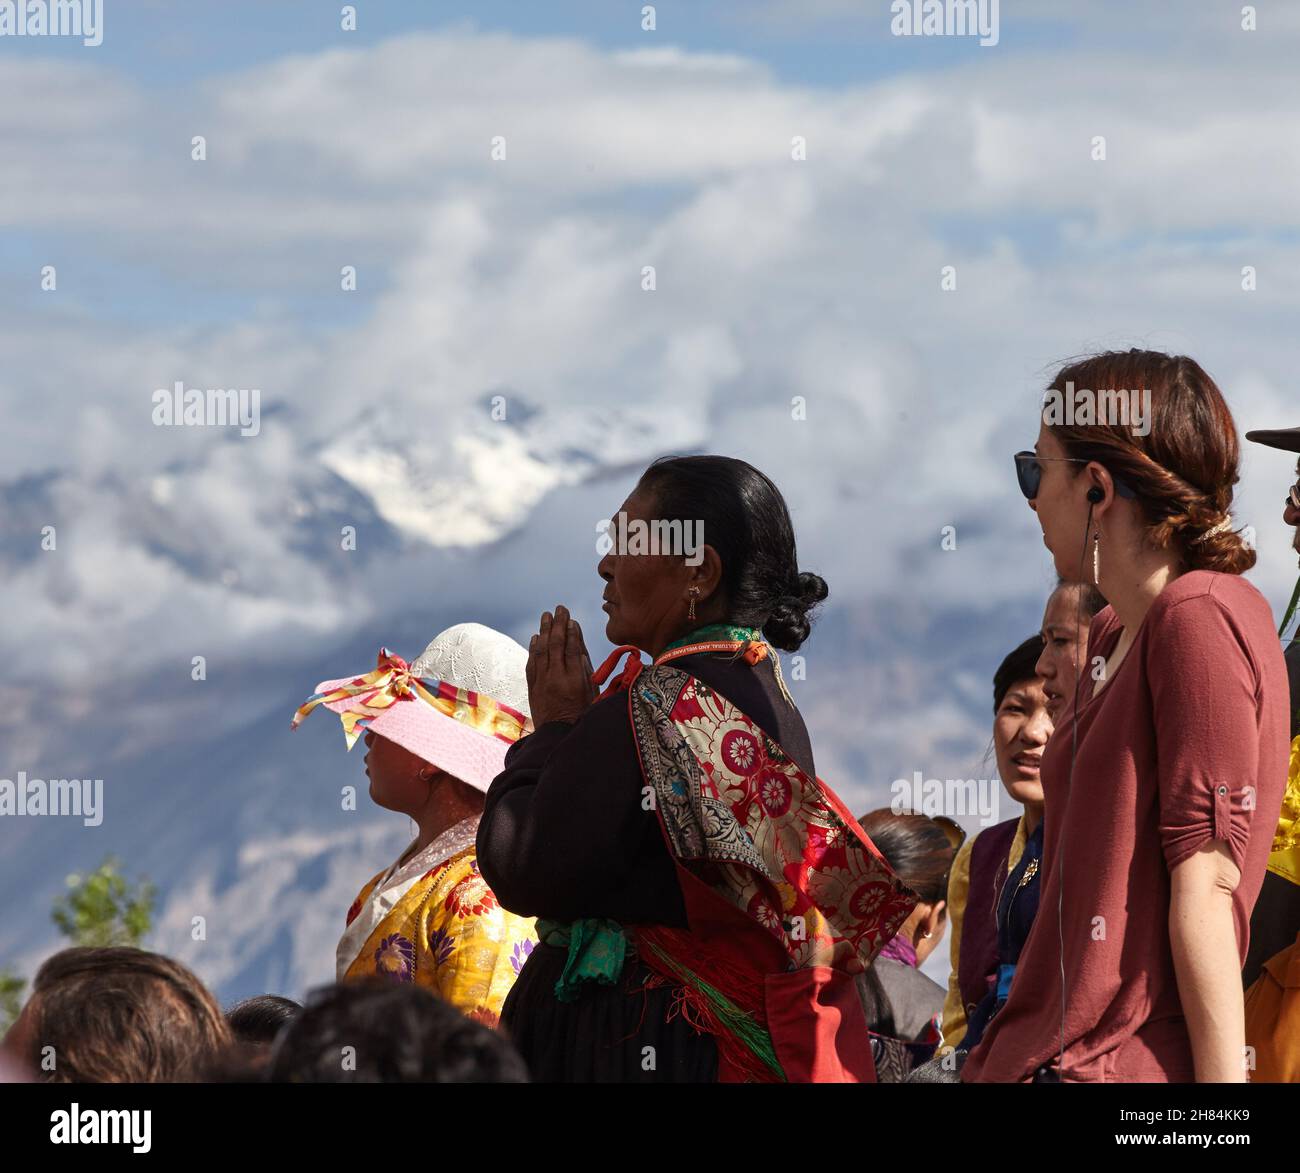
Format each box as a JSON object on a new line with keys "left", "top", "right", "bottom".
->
{"left": 338, "top": 820, "right": 535, "bottom": 1029}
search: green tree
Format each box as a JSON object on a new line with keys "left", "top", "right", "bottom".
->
{"left": 0, "top": 968, "right": 25, "bottom": 1035}
{"left": 0, "top": 856, "right": 156, "bottom": 1034}
{"left": 51, "top": 856, "right": 156, "bottom": 948}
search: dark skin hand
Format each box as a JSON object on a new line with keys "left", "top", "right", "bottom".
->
{"left": 527, "top": 604, "right": 597, "bottom": 726}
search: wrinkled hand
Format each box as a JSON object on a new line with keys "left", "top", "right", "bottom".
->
{"left": 527, "top": 604, "right": 596, "bottom": 727}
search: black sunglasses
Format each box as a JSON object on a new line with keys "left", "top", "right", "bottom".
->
{"left": 1014, "top": 450, "right": 1137, "bottom": 502}
{"left": 930, "top": 815, "right": 967, "bottom": 855}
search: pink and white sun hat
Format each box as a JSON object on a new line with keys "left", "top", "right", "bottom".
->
{"left": 291, "top": 623, "right": 532, "bottom": 794}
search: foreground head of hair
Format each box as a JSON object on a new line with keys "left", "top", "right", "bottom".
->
{"left": 265, "top": 981, "right": 529, "bottom": 1083}
{"left": 17, "top": 946, "right": 230, "bottom": 1082}
{"left": 225, "top": 994, "right": 301, "bottom": 1046}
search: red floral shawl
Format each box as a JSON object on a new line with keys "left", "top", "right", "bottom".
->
{"left": 620, "top": 661, "right": 917, "bottom": 1082}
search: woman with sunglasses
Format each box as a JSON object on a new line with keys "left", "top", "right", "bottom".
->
{"left": 964, "top": 349, "right": 1291, "bottom": 1083}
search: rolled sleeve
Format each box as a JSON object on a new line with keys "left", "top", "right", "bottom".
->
{"left": 1151, "top": 596, "right": 1262, "bottom": 874}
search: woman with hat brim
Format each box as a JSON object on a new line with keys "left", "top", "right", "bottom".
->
{"left": 477, "top": 455, "right": 916, "bottom": 1083}
{"left": 1239, "top": 422, "right": 1300, "bottom": 1078}
{"left": 1243, "top": 419, "right": 1300, "bottom": 741}
{"left": 293, "top": 623, "right": 537, "bottom": 1028}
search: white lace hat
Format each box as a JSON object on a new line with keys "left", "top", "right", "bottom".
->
{"left": 293, "top": 623, "right": 532, "bottom": 793}
{"left": 410, "top": 623, "right": 531, "bottom": 718}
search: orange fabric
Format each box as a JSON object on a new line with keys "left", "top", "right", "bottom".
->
{"left": 589, "top": 637, "right": 769, "bottom": 702}
{"left": 591, "top": 644, "right": 644, "bottom": 698}
{"left": 1244, "top": 931, "right": 1300, "bottom": 1082}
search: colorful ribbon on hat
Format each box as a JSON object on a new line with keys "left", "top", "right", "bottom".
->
{"left": 291, "top": 647, "right": 530, "bottom": 750}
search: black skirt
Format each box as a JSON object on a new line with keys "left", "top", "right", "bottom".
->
{"left": 499, "top": 942, "right": 718, "bottom": 1082}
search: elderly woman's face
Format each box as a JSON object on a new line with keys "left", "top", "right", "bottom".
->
{"left": 597, "top": 488, "right": 695, "bottom": 655}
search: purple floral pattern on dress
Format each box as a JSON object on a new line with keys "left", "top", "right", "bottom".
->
{"left": 510, "top": 937, "right": 535, "bottom": 975}
{"left": 375, "top": 933, "right": 415, "bottom": 982}
{"left": 428, "top": 926, "right": 456, "bottom": 967}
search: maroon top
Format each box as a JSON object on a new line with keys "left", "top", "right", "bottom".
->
{"left": 964, "top": 571, "right": 1290, "bottom": 1082}
{"left": 958, "top": 817, "right": 1021, "bottom": 1020}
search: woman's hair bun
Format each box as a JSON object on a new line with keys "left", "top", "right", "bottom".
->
{"left": 795, "top": 570, "right": 829, "bottom": 606}
{"left": 761, "top": 571, "right": 829, "bottom": 653}
{"left": 1174, "top": 512, "right": 1255, "bottom": 574}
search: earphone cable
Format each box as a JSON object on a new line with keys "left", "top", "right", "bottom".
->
{"left": 1056, "top": 499, "right": 1097, "bottom": 1080}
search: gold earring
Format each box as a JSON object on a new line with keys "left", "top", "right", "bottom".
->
{"left": 687, "top": 587, "right": 698, "bottom": 622}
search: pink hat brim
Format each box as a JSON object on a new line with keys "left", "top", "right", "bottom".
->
{"left": 315, "top": 674, "right": 511, "bottom": 794}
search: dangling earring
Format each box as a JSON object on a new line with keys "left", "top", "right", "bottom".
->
{"left": 687, "top": 587, "right": 699, "bottom": 623}
{"left": 1092, "top": 529, "right": 1101, "bottom": 585}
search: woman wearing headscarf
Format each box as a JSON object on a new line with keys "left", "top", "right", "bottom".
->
{"left": 964, "top": 350, "right": 1291, "bottom": 1083}
{"left": 477, "top": 455, "right": 915, "bottom": 1082}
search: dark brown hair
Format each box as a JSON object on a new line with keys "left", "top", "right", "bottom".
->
{"left": 1053, "top": 577, "right": 1107, "bottom": 619}
{"left": 637, "top": 455, "right": 828, "bottom": 652}
{"left": 854, "top": 810, "right": 954, "bottom": 1040}
{"left": 857, "top": 809, "right": 954, "bottom": 907}
{"left": 1045, "top": 349, "right": 1253, "bottom": 574}
{"left": 993, "top": 634, "right": 1046, "bottom": 713}
{"left": 25, "top": 946, "right": 231, "bottom": 1082}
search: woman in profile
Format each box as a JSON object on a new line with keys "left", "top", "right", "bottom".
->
{"left": 477, "top": 455, "right": 915, "bottom": 1082}
{"left": 964, "top": 350, "right": 1291, "bottom": 1083}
